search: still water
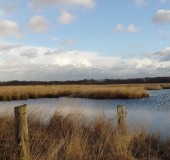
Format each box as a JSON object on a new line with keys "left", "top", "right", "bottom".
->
{"left": 0, "top": 89, "right": 170, "bottom": 138}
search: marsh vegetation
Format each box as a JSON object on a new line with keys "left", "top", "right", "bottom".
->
{"left": 0, "top": 109, "right": 170, "bottom": 160}
{"left": 0, "top": 84, "right": 153, "bottom": 101}
{"left": 0, "top": 83, "right": 170, "bottom": 101}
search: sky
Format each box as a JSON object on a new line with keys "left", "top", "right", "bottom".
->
{"left": 0, "top": 0, "right": 170, "bottom": 81}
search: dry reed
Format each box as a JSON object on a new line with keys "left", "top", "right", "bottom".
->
{"left": 0, "top": 109, "right": 169, "bottom": 160}
{"left": 0, "top": 85, "right": 150, "bottom": 101}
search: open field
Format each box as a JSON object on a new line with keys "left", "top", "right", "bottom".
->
{"left": 0, "top": 109, "right": 170, "bottom": 160}
{"left": 0, "top": 83, "right": 169, "bottom": 101}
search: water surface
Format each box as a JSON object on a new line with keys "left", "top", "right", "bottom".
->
{"left": 0, "top": 89, "right": 170, "bottom": 138}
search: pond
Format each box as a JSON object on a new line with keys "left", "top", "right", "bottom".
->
{"left": 0, "top": 89, "right": 170, "bottom": 139}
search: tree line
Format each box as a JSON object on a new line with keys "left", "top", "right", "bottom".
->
{"left": 0, "top": 77, "right": 170, "bottom": 86}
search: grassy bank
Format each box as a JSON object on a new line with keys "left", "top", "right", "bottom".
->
{"left": 0, "top": 85, "right": 150, "bottom": 101}
{"left": 0, "top": 110, "right": 170, "bottom": 160}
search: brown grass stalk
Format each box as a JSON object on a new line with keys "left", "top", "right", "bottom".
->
{"left": 0, "top": 109, "right": 170, "bottom": 160}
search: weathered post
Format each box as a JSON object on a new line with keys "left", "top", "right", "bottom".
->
{"left": 117, "top": 105, "right": 127, "bottom": 134}
{"left": 14, "top": 104, "right": 30, "bottom": 160}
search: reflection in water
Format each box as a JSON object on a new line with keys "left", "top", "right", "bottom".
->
{"left": 0, "top": 89, "right": 170, "bottom": 139}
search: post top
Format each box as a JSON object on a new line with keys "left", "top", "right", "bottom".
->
{"left": 14, "top": 104, "right": 27, "bottom": 109}
{"left": 117, "top": 105, "right": 125, "bottom": 107}
{"left": 117, "top": 105, "right": 126, "bottom": 114}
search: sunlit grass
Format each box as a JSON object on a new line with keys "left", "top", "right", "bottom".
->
{"left": 0, "top": 109, "right": 169, "bottom": 160}
{"left": 0, "top": 85, "right": 150, "bottom": 101}
{"left": 0, "top": 83, "right": 169, "bottom": 101}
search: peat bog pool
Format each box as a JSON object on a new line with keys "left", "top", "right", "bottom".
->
{"left": 0, "top": 89, "right": 170, "bottom": 139}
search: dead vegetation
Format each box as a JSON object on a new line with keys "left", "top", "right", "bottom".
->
{"left": 0, "top": 85, "right": 150, "bottom": 101}
{"left": 0, "top": 83, "right": 169, "bottom": 101}
{"left": 0, "top": 110, "right": 169, "bottom": 160}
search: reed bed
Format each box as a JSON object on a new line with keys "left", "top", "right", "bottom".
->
{"left": 0, "top": 85, "right": 150, "bottom": 101}
{"left": 113, "top": 83, "right": 170, "bottom": 90}
{"left": 143, "top": 84, "right": 170, "bottom": 90}
{"left": 0, "top": 110, "right": 169, "bottom": 160}
{"left": 0, "top": 83, "right": 170, "bottom": 101}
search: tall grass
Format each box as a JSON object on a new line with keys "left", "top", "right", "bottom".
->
{"left": 0, "top": 110, "right": 170, "bottom": 160}
{"left": 1, "top": 83, "right": 170, "bottom": 101}
{"left": 0, "top": 85, "right": 149, "bottom": 101}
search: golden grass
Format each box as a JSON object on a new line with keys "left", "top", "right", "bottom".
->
{"left": 113, "top": 83, "right": 170, "bottom": 90}
{"left": 0, "top": 83, "right": 169, "bottom": 101}
{"left": 0, "top": 110, "right": 169, "bottom": 160}
{"left": 0, "top": 85, "right": 150, "bottom": 101}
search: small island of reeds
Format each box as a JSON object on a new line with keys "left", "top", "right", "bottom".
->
{"left": 0, "top": 85, "right": 150, "bottom": 101}
{"left": 0, "top": 83, "right": 170, "bottom": 101}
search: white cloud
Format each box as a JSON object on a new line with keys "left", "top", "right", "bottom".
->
{"left": 61, "top": 39, "right": 75, "bottom": 45}
{"left": 127, "top": 24, "right": 139, "bottom": 32}
{"left": 154, "top": 47, "right": 170, "bottom": 61}
{"left": 0, "top": 59, "right": 19, "bottom": 69}
{"left": 4, "top": 5, "right": 15, "bottom": 14}
{"left": 57, "top": 11, "right": 76, "bottom": 24}
{"left": 31, "top": 0, "right": 96, "bottom": 9}
{"left": 0, "top": 44, "right": 21, "bottom": 51}
{"left": 29, "top": 15, "right": 49, "bottom": 33}
{"left": 1, "top": 43, "right": 170, "bottom": 81}
{"left": 152, "top": 10, "right": 170, "bottom": 24}
{"left": 145, "top": 47, "right": 170, "bottom": 62}
{"left": 0, "top": 18, "right": 22, "bottom": 39}
{"left": 44, "top": 49, "right": 63, "bottom": 55}
{"left": 20, "top": 49, "right": 38, "bottom": 58}
{"left": 145, "top": 52, "right": 153, "bottom": 58}
{"left": 0, "top": 3, "right": 16, "bottom": 15}
{"left": 114, "top": 24, "right": 139, "bottom": 33}
{"left": 0, "top": 58, "right": 3, "bottom": 65}
{"left": 114, "top": 24, "right": 125, "bottom": 32}
{"left": 135, "top": 0, "right": 146, "bottom": 6}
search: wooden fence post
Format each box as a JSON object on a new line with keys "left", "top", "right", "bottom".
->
{"left": 117, "top": 105, "right": 127, "bottom": 134}
{"left": 14, "top": 104, "right": 30, "bottom": 160}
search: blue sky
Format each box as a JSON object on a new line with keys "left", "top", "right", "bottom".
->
{"left": 0, "top": 0, "right": 170, "bottom": 81}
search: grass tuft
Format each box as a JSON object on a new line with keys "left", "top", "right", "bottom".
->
{"left": 0, "top": 109, "right": 169, "bottom": 160}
